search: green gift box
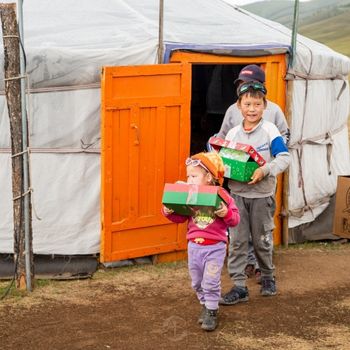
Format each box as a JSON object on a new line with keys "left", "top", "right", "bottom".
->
{"left": 209, "top": 136, "right": 266, "bottom": 183}
{"left": 162, "top": 183, "right": 230, "bottom": 216}
{"left": 219, "top": 147, "right": 259, "bottom": 182}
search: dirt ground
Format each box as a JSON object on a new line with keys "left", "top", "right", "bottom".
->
{"left": 1, "top": 244, "right": 350, "bottom": 350}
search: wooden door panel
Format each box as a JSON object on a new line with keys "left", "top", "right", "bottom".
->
{"left": 101, "top": 64, "right": 191, "bottom": 263}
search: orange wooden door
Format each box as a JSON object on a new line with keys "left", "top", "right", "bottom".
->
{"left": 100, "top": 64, "right": 191, "bottom": 263}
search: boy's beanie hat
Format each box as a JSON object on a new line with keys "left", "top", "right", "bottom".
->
{"left": 234, "top": 64, "right": 265, "bottom": 84}
{"left": 191, "top": 152, "right": 225, "bottom": 186}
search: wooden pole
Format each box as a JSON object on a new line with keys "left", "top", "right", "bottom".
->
{"left": 157, "top": 0, "right": 164, "bottom": 63}
{"left": 282, "top": 81, "right": 293, "bottom": 248}
{"left": 290, "top": 0, "right": 300, "bottom": 68}
{"left": 282, "top": 0, "right": 299, "bottom": 247}
{"left": 0, "top": 3, "right": 34, "bottom": 290}
{"left": 18, "top": 0, "right": 34, "bottom": 291}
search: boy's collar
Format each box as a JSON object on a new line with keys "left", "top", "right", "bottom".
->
{"left": 241, "top": 119, "right": 263, "bottom": 132}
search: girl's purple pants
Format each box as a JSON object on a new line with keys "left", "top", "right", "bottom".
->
{"left": 187, "top": 240, "right": 226, "bottom": 310}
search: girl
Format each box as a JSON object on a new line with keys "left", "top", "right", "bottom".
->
{"left": 162, "top": 152, "right": 240, "bottom": 331}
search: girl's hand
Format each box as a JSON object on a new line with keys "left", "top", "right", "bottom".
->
{"left": 248, "top": 168, "right": 264, "bottom": 185}
{"left": 215, "top": 202, "right": 228, "bottom": 218}
{"left": 163, "top": 206, "right": 174, "bottom": 215}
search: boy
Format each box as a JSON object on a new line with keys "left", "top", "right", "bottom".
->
{"left": 217, "top": 64, "right": 289, "bottom": 282}
{"left": 220, "top": 82, "right": 290, "bottom": 305}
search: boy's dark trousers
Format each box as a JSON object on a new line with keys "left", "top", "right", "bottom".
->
{"left": 227, "top": 195, "right": 276, "bottom": 287}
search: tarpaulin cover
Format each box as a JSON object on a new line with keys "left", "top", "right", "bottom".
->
{"left": 0, "top": 0, "right": 349, "bottom": 253}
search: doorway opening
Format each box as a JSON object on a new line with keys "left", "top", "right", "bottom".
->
{"left": 190, "top": 64, "right": 246, "bottom": 154}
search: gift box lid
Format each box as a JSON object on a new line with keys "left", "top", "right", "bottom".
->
{"left": 209, "top": 136, "right": 266, "bottom": 166}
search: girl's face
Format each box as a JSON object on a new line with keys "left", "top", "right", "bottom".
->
{"left": 238, "top": 94, "right": 266, "bottom": 128}
{"left": 186, "top": 165, "right": 210, "bottom": 185}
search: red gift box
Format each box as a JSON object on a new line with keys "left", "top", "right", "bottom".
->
{"left": 209, "top": 136, "right": 266, "bottom": 166}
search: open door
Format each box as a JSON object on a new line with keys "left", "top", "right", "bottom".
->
{"left": 100, "top": 64, "right": 191, "bottom": 263}
{"left": 171, "top": 52, "right": 287, "bottom": 245}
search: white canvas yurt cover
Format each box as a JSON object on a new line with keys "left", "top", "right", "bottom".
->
{"left": 0, "top": 0, "right": 349, "bottom": 255}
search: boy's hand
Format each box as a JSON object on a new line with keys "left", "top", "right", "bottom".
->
{"left": 248, "top": 168, "right": 264, "bottom": 185}
{"left": 215, "top": 202, "right": 228, "bottom": 218}
{"left": 163, "top": 206, "right": 174, "bottom": 215}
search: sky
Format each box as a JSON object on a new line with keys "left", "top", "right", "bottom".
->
{"left": 228, "top": 0, "right": 310, "bottom": 5}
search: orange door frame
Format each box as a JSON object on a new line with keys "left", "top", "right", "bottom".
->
{"left": 170, "top": 52, "right": 287, "bottom": 245}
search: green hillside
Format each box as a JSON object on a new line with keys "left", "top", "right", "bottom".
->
{"left": 299, "top": 10, "right": 350, "bottom": 57}
{"left": 242, "top": 0, "right": 350, "bottom": 57}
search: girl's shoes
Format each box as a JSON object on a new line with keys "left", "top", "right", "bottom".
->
{"left": 201, "top": 308, "right": 218, "bottom": 331}
{"left": 197, "top": 305, "right": 206, "bottom": 324}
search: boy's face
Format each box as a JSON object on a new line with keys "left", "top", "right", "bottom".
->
{"left": 186, "top": 165, "right": 210, "bottom": 185}
{"left": 238, "top": 93, "right": 266, "bottom": 127}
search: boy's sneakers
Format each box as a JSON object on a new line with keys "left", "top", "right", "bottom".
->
{"left": 219, "top": 286, "right": 249, "bottom": 305}
{"left": 197, "top": 305, "right": 206, "bottom": 324}
{"left": 260, "top": 277, "right": 277, "bottom": 296}
{"left": 255, "top": 269, "right": 262, "bottom": 284}
{"left": 201, "top": 308, "right": 218, "bottom": 331}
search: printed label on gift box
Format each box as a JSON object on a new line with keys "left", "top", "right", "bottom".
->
{"left": 186, "top": 185, "right": 199, "bottom": 205}
{"left": 224, "top": 164, "right": 231, "bottom": 178}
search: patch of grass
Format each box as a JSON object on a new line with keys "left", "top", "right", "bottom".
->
{"left": 35, "top": 279, "right": 52, "bottom": 288}
{"left": 0, "top": 281, "right": 14, "bottom": 295}
{"left": 93, "top": 265, "right": 145, "bottom": 280}
{"left": 93, "top": 260, "right": 187, "bottom": 280}
{"left": 299, "top": 10, "right": 350, "bottom": 57}
{"left": 243, "top": 0, "right": 350, "bottom": 58}
{"left": 0, "top": 278, "right": 59, "bottom": 302}
{"left": 0, "top": 281, "right": 28, "bottom": 300}
{"left": 151, "top": 260, "right": 187, "bottom": 270}
{"left": 278, "top": 241, "right": 350, "bottom": 251}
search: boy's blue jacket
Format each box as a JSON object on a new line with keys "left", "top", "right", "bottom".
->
{"left": 225, "top": 119, "right": 290, "bottom": 198}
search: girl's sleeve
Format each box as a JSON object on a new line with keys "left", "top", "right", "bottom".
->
{"left": 161, "top": 205, "right": 188, "bottom": 224}
{"left": 222, "top": 192, "right": 240, "bottom": 227}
